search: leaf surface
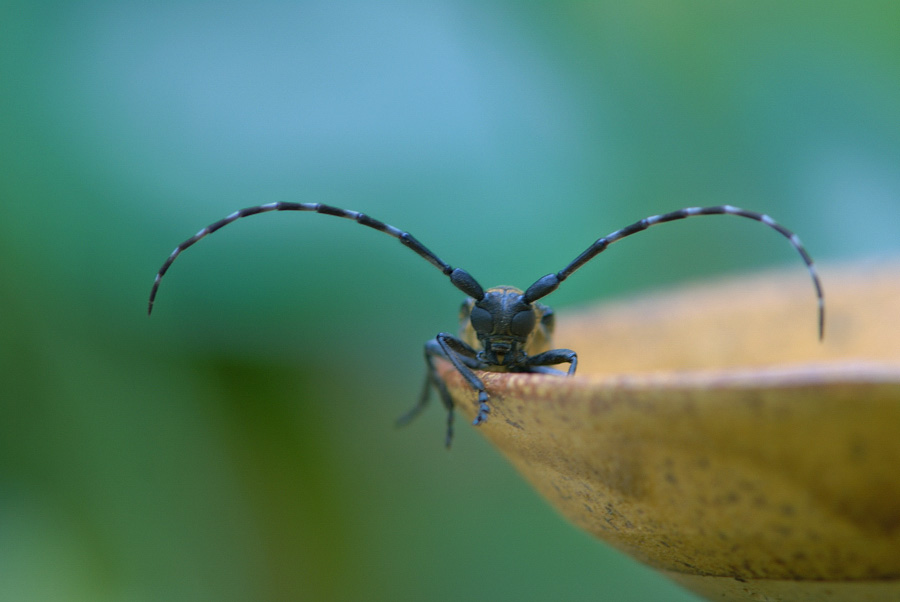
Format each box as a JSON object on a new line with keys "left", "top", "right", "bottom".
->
{"left": 443, "top": 260, "right": 900, "bottom": 601}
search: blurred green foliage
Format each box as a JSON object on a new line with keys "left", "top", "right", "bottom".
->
{"left": 1, "top": 1, "right": 898, "bottom": 601}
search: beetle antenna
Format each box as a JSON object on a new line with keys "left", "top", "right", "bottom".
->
{"left": 148, "top": 202, "right": 485, "bottom": 314}
{"left": 524, "top": 205, "right": 825, "bottom": 339}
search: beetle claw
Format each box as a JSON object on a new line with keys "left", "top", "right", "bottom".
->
{"left": 473, "top": 399, "right": 491, "bottom": 425}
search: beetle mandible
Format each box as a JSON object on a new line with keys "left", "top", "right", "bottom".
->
{"left": 149, "top": 203, "right": 824, "bottom": 447}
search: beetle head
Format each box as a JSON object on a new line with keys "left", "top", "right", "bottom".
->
{"left": 464, "top": 286, "right": 539, "bottom": 367}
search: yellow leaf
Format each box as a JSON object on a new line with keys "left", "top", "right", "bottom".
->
{"left": 442, "top": 260, "right": 900, "bottom": 602}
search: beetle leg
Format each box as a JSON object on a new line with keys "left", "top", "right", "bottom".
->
{"left": 527, "top": 366, "right": 568, "bottom": 376}
{"left": 397, "top": 335, "right": 485, "bottom": 447}
{"left": 397, "top": 339, "right": 457, "bottom": 446}
{"left": 395, "top": 360, "right": 436, "bottom": 425}
{"left": 433, "top": 333, "right": 493, "bottom": 427}
{"left": 524, "top": 348, "right": 578, "bottom": 376}
{"left": 398, "top": 334, "right": 495, "bottom": 446}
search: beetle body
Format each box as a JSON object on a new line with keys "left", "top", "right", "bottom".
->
{"left": 150, "top": 202, "right": 824, "bottom": 447}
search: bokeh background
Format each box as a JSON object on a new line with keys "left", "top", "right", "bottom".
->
{"left": 2, "top": 2, "right": 899, "bottom": 601}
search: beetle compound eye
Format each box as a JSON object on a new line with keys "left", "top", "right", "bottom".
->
{"left": 510, "top": 309, "right": 536, "bottom": 337}
{"left": 469, "top": 306, "right": 493, "bottom": 334}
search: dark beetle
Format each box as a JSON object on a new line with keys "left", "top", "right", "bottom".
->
{"left": 150, "top": 203, "right": 824, "bottom": 447}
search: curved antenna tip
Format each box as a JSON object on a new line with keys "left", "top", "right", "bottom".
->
{"left": 148, "top": 277, "right": 161, "bottom": 316}
{"left": 818, "top": 302, "right": 825, "bottom": 341}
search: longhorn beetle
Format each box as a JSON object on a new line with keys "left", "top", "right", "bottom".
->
{"left": 149, "top": 204, "right": 824, "bottom": 447}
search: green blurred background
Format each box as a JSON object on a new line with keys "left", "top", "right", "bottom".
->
{"left": 2, "top": 1, "right": 898, "bottom": 601}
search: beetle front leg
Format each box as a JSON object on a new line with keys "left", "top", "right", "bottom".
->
{"left": 524, "top": 348, "right": 578, "bottom": 376}
{"left": 398, "top": 333, "right": 494, "bottom": 447}
{"left": 433, "top": 333, "right": 494, "bottom": 427}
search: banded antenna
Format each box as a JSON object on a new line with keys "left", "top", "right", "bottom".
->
{"left": 521, "top": 205, "right": 824, "bottom": 339}
{"left": 148, "top": 202, "right": 485, "bottom": 315}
